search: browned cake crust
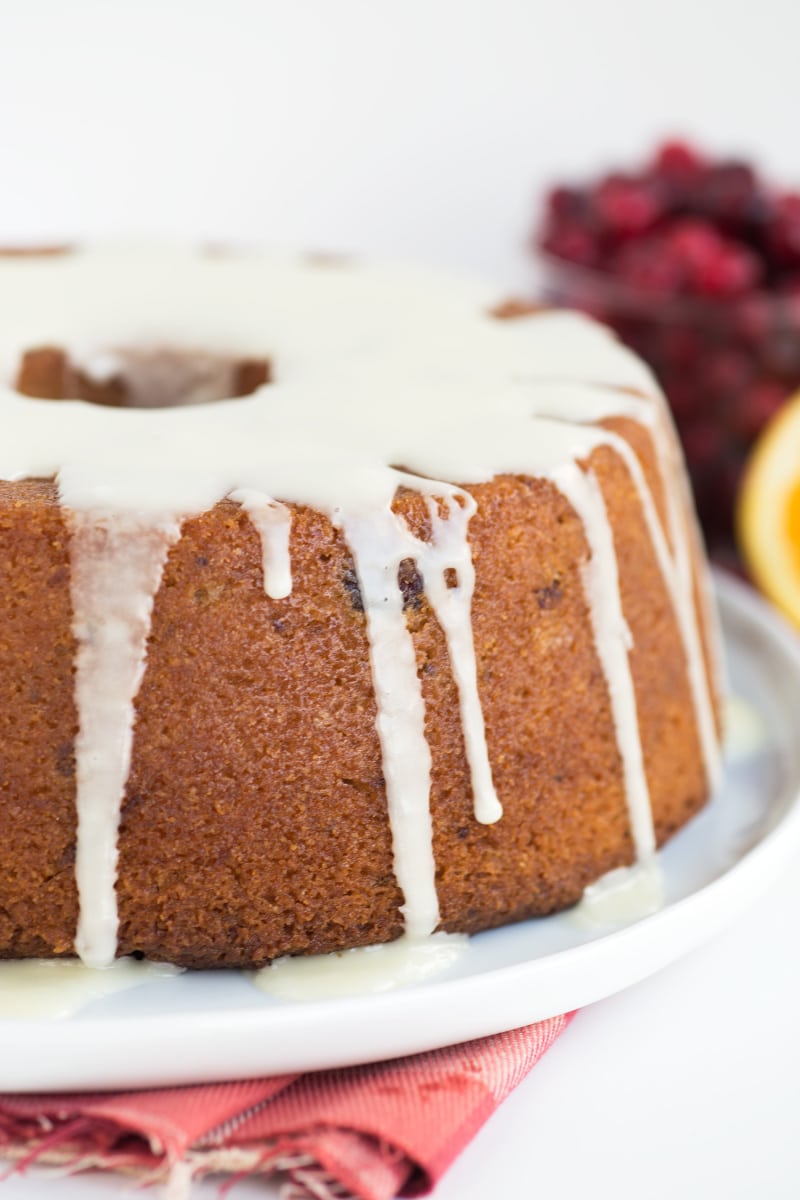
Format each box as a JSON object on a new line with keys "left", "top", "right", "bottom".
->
{"left": 0, "top": 406, "right": 718, "bottom": 967}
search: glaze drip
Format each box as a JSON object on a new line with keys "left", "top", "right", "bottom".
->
{"left": 69, "top": 510, "right": 181, "bottom": 969}
{"left": 229, "top": 489, "right": 293, "bottom": 599}
{"left": 415, "top": 490, "right": 501, "bottom": 825}
{"left": 340, "top": 505, "right": 439, "bottom": 939}
{"left": 551, "top": 463, "right": 655, "bottom": 862}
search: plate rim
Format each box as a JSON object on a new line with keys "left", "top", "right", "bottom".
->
{"left": 3, "top": 571, "right": 800, "bottom": 1091}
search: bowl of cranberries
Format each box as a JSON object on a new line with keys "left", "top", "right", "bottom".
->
{"left": 535, "top": 140, "right": 800, "bottom": 562}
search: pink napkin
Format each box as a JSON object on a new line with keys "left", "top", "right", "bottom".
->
{"left": 0, "top": 1013, "right": 573, "bottom": 1199}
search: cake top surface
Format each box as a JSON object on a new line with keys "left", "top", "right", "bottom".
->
{"left": 0, "top": 245, "right": 659, "bottom": 514}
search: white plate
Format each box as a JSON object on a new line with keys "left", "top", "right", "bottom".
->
{"left": 2, "top": 571, "right": 800, "bottom": 1093}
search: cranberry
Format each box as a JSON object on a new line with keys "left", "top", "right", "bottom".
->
{"left": 665, "top": 219, "right": 722, "bottom": 277}
{"left": 694, "top": 244, "right": 762, "bottom": 298}
{"left": 681, "top": 421, "right": 724, "bottom": 470}
{"left": 615, "top": 238, "right": 683, "bottom": 296}
{"left": 733, "top": 294, "right": 773, "bottom": 345}
{"left": 702, "top": 349, "right": 756, "bottom": 404}
{"left": 714, "top": 456, "right": 747, "bottom": 523}
{"left": 761, "top": 323, "right": 800, "bottom": 376}
{"left": 546, "top": 186, "right": 589, "bottom": 222}
{"left": 593, "top": 175, "right": 664, "bottom": 237}
{"left": 540, "top": 222, "right": 599, "bottom": 268}
{"left": 664, "top": 378, "right": 701, "bottom": 421}
{"left": 651, "top": 139, "right": 706, "bottom": 181}
{"left": 695, "top": 161, "right": 768, "bottom": 232}
{"left": 767, "top": 192, "right": 800, "bottom": 267}
{"left": 733, "top": 380, "right": 789, "bottom": 442}
{"left": 657, "top": 323, "right": 705, "bottom": 369}
{"left": 775, "top": 291, "right": 800, "bottom": 345}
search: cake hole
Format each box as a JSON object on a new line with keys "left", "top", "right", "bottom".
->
{"left": 14, "top": 345, "right": 271, "bottom": 409}
{"left": 444, "top": 567, "right": 459, "bottom": 590}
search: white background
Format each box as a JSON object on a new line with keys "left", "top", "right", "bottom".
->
{"left": 2, "top": 3, "right": 800, "bottom": 1198}
{"left": 2, "top": 0, "right": 800, "bottom": 288}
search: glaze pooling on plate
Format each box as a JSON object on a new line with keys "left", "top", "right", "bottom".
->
{"left": 252, "top": 931, "right": 470, "bottom": 1001}
{"left": 0, "top": 958, "right": 182, "bottom": 1020}
{"left": 0, "top": 246, "right": 722, "bottom": 967}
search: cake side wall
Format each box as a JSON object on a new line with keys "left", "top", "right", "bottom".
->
{"left": 0, "top": 481, "right": 79, "bottom": 958}
{"left": 0, "top": 435, "right": 717, "bottom": 965}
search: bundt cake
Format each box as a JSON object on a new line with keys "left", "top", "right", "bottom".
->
{"left": 0, "top": 246, "right": 722, "bottom": 970}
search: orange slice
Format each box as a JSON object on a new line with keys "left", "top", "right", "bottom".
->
{"left": 738, "top": 390, "right": 800, "bottom": 627}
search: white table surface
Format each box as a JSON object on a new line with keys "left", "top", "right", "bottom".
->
{"left": 3, "top": 849, "right": 799, "bottom": 1200}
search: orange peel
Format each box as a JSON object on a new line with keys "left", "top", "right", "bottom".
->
{"left": 738, "top": 389, "right": 800, "bottom": 627}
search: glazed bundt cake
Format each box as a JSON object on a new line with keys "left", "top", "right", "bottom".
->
{"left": 0, "top": 247, "right": 722, "bottom": 969}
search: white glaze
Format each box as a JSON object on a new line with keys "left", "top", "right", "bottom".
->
{"left": 570, "top": 859, "right": 665, "bottom": 928}
{"left": 228, "top": 489, "right": 292, "bottom": 599}
{"left": 0, "top": 247, "right": 721, "bottom": 963}
{"left": 70, "top": 511, "right": 181, "bottom": 969}
{"left": 418, "top": 491, "right": 501, "bottom": 825}
{"left": 251, "top": 933, "right": 468, "bottom": 1001}
{"left": 341, "top": 505, "right": 441, "bottom": 939}
{"left": 724, "top": 692, "right": 768, "bottom": 762}
{"left": 0, "top": 958, "right": 182, "bottom": 1020}
{"left": 552, "top": 462, "right": 655, "bottom": 862}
